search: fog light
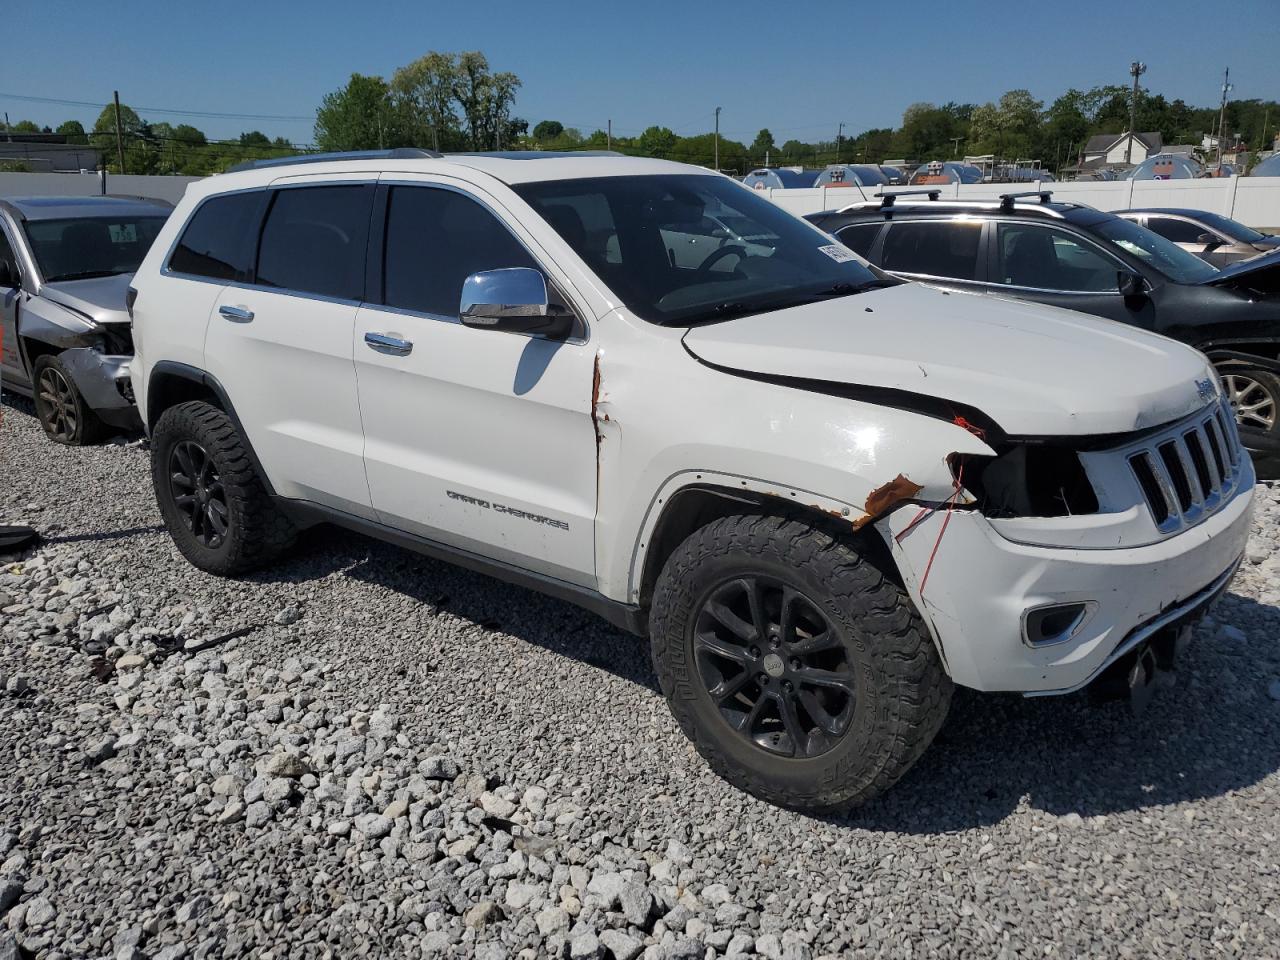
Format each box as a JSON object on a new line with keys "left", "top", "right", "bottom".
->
{"left": 1023, "top": 602, "right": 1095, "bottom": 647}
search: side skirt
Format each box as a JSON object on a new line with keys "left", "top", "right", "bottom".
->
{"left": 273, "top": 497, "right": 647, "bottom": 637}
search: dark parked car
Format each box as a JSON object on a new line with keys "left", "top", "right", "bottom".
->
{"left": 0, "top": 196, "right": 171, "bottom": 443}
{"left": 806, "top": 190, "right": 1280, "bottom": 468}
{"left": 1116, "top": 208, "right": 1279, "bottom": 267}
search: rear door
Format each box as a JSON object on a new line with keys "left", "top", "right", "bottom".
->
{"left": 203, "top": 176, "right": 376, "bottom": 516}
{"left": 986, "top": 221, "right": 1144, "bottom": 326}
{"left": 876, "top": 218, "right": 988, "bottom": 290}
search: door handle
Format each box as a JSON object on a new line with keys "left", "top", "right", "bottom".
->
{"left": 364, "top": 332, "right": 413, "bottom": 356}
{"left": 218, "top": 305, "right": 254, "bottom": 322}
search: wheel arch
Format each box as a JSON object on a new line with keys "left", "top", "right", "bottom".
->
{"left": 147, "top": 361, "right": 277, "bottom": 496}
{"left": 631, "top": 476, "right": 897, "bottom": 613}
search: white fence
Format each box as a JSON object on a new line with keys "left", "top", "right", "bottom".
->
{"left": 4, "top": 168, "right": 1280, "bottom": 228}
{"left": 763, "top": 175, "right": 1280, "bottom": 229}
{"left": 0, "top": 171, "right": 198, "bottom": 205}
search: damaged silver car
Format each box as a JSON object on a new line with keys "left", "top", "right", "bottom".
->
{"left": 0, "top": 196, "right": 171, "bottom": 444}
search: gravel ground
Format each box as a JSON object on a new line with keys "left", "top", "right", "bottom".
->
{"left": 2, "top": 390, "right": 1280, "bottom": 960}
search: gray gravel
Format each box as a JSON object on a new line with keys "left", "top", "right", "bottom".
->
{"left": 3, "top": 391, "right": 1280, "bottom": 960}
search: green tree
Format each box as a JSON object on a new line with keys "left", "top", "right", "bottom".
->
{"left": 637, "top": 125, "right": 677, "bottom": 158}
{"left": 453, "top": 51, "right": 521, "bottom": 150}
{"left": 532, "top": 120, "right": 564, "bottom": 141}
{"left": 56, "top": 120, "right": 88, "bottom": 144}
{"left": 392, "top": 51, "right": 463, "bottom": 151}
{"left": 239, "top": 130, "right": 271, "bottom": 146}
{"left": 315, "top": 73, "right": 409, "bottom": 151}
{"left": 750, "top": 128, "right": 776, "bottom": 160}
{"left": 12, "top": 120, "right": 40, "bottom": 133}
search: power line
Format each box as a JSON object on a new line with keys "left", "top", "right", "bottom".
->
{"left": 0, "top": 91, "right": 313, "bottom": 122}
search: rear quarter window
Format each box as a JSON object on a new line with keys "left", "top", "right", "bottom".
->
{"left": 168, "top": 191, "right": 265, "bottom": 282}
{"left": 880, "top": 220, "right": 982, "bottom": 280}
{"left": 835, "top": 223, "right": 883, "bottom": 260}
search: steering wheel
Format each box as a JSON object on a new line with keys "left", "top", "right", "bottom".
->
{"left": 694, "top": 243, "right": 748, "bottom": 277}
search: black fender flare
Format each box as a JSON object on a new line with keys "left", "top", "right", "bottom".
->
{"left": 147, "top": 360, "right": 278, "bottom": 496}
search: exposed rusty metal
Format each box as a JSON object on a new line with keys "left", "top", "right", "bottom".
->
{"left": 852, "top": 474, "right": 924, "bottom": 530}
{"left": 591, "top": 354, "right": 604, "bottom": 449}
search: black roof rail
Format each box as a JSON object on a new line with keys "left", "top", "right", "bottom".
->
{"left": 226, "top": 147, "right": 443, "bottom": 173}
{"left": 998, "top": 190, "right": 1053, "bottom": 209}
{"left": 873, "top": 188, "right": 941, "bottom": 208}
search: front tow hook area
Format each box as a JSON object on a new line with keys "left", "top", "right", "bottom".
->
{"left": 1090, "top": 624, "right": 1194, "bottom": 715}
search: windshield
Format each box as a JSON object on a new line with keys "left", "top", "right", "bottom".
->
{"left": 1193, "top": 211, "right": 1268, "bottom": 244}
{"left": 513, "top": 174, "right": 884, "bottom": 325}
{"left": 1093, "top": 216, "right": 1219, "bottom": 284}
{"left": 24, "top": 216, "right": 168, "bottom": 283}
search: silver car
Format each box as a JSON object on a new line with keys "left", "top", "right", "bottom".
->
{"left": 0, "top": 196, "right": 171, "bottom": 444}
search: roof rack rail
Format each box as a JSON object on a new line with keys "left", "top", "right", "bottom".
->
{"left": 872, "top": 188, "right": 941, "bottom": 208}
{"left": 226, "top": 148, "right": 443, "bottom": 173}
{"left": 998, "top": 190, "right": 1053, "bottom": 209}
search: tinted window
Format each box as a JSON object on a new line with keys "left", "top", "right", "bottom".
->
{"left": 880, "top": 220, "right": 982, "bottom": 280}
{"left": 24, "top": 216, "right": 167, "bottom": 283}
{"left": 996, "top": 224, "right": 1119, "bottom": 292}
{"left": 1192, "top": 212, "right": 1266, "bottom": 244}
{"left": 1092, "top": 217, "right": 1218, "bottom": 284}
{"left": 515, "top": 174, "right": 882, "bottom": 326}
{"left": 1146, "top": 217, "right": 1209, "bottom": 244}
{"left": 256, "top": 185, "right": 373, "bottom": 300}
{"left": 0, "top": 229, "right": 17, "bottom": 285}
{"left": 835, "top": 223, "right": 881, "bottom": 260}
{"left": 383, "top": 187, "right": 538, "bottom": 317}
{"left": 169, "top": 192, "right": 263, "bottom": 281}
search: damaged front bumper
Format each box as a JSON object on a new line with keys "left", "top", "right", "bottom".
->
{"left": 882, "top": 463, "right": 1255, "bottom": 694}
{"left": 59, "top": 347, "right": 142, "bottom": 430}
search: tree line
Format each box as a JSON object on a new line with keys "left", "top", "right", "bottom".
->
{"left": 4, "top": 63, "right": 1275, "bottom": 176}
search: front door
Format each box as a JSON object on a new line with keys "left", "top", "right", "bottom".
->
{"left": 354, "top": 179, "right": 598, "bottom": 587}
{"left": 0, "top": 221, "right": 27, "bottom": 390}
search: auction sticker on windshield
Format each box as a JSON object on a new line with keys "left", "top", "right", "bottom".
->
{"left": 818, "top": 244, "right": 858, "bottom": 263}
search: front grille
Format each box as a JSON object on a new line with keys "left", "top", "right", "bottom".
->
{"left": 1127, "top": 401, "right": 1243, "bottom": 534}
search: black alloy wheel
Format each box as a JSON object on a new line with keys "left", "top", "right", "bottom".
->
{"left": 168, "top": 440, "right": 230, "bottom": 549}
{"left": 36, "top": 363, "right": 79, "bottom": 441}
{"left": 693, "top": 575, "right": 856, "bottom": 759}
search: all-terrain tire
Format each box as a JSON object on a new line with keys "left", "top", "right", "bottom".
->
{"left": 151, "top": 400, "right": 296, "bottom": 575}
{"left": 649, "top": 514, "right": 951, "bottom": 812}
{"left": 32, "top": 354, "right": 109, "bottom": 446}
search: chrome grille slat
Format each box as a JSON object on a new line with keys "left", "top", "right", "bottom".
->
{"left": 1126, "top": 400, "right": 1244, "bottom": 536}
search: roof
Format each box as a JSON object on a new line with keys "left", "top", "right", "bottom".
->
{"left": 1118, "top": 208, "right": 1216, "bottom": 218}
{"left": 1082, "top": 131, "right": 1163, "bottom": 156}
{"left": 0, "top": 195, "right": 173, "bottom": 221}
{"left": 213, "top": 151, "right": 704, "bottom": 190}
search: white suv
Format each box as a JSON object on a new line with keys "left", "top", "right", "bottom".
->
{"left": 129, "top": 150, "right": 1255, "bottom": 810}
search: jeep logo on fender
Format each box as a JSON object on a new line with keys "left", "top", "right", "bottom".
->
{"left": 1195, "top": 377, "right": 1216, "bottom": 403}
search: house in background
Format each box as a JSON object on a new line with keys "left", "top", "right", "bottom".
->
{"left": 0, "top": 133, "right": 103, "bottom": 172}
{"left": 1081, "top": 131, "right": 1163, "bottom": 167}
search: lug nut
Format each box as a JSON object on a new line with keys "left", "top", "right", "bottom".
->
{"left": 789, "top": 658, "right": 801, "bottom": 671}
{"left": 749, "top": 646, "right": 760, "bottom": 659}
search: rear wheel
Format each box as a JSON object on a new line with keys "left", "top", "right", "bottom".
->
{"left": 649, "top": 514, "right": 951, "bottom": 812}
{"left": 33, "top": 355, "right": 107, "bottom": 446}
{"left": 151, "top": 401, "right": 296, "bottom": 575}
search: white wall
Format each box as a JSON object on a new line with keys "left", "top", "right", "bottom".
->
{"left": 765, "top": 176, "right": 1280, "bottom": 229}
{"left": 0, "top": 171, "right": 198, "bottom": 205}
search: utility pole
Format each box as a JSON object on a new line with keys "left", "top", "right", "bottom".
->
{"left": 713, "top": 106, "right": 721, "bottom": 170}
{"left": 112, "top": 90, "right": 126, "bottom": 174}
{"left": 3, "top": 112, "right": 10, "bottom": 142}
{"left": 1216, "top": 67, "right": 1232, "bottom": 172}
{"left": 1125, "top": 62, "right": 1146, "bottom": 164}
{"left": 836, "top": 122, "right": 844, "bottom": 164}
{"left": 607, "top": 119, "right": 611, "bottom": 151}
{"left": 950, "top": 136, "right": 964, "bottom": 158}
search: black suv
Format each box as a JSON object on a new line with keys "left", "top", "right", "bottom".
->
{"left": 807, "top": 191, "right": 1280, "bottom": 469}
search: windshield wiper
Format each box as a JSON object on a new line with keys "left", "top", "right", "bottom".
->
{"left": 46, "top": 270, "right": 123, "bottom": 282}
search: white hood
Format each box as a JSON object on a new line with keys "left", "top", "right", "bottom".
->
{"left": 682, "top": 283, "right": 1213, "bottom": 437}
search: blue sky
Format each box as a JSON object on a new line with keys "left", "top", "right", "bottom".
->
{"left": 6, "top": 0, "right": 1278, "bottom": 145}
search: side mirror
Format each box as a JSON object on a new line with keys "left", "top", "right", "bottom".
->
{"left": 1118, "top": 270, "right": 1146, "bottom": 297}
{"left": 1197, "top": 232, "right": 1224, "bottom": 250}
{"left": 460, "top": 267, "right": 574, "bottom": 339}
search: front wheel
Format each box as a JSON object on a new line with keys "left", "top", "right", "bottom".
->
{"left": 649, "top": 514, "right": 951, "bottom": 812}
{"left": 32, "top": 354, "right": 107, "bottom": 445}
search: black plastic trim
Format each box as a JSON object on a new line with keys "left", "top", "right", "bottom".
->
{"left": 273, "top": 498, "right": 646, "bottom": 636}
